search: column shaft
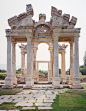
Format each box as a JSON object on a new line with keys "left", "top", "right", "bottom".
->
{"left": 72, "top": 36, "right": 82, "bottom": 88}
{"left": 7, "top": 37, "right": 12, "bottom": 77}
{"left": 12, "top": 42, "right": 17, "bottom": 84}
{"left": 20, "top": 51, "right": 25, "bottom": 82}
{"left": 74, "top": 37, "right": 79, "bottom": 77}
{"left": 62, "top": 51, "right": 65, "bottom": 77}
{"left": 69, "top": 42, "right": 74, "bottom": 84}
{"left": 21, "top": 52, "right": 25, "bottom": 76}
{"left": 54, "top": 40, "right": 59, "bottom": 77}
{"left": 27, "top": 38, "right": 31, "bottom": 77}
{"left": 61, "top": 51, "right": 66, "bottom": 83}
{"left": 3, "top": 36, "right": 13, "bottom": 88}
{"left": 25, "top": 36, "right": 32, "bottom": 88}
{"left": 53, "top": 35, "right": 60, "bottom": 88}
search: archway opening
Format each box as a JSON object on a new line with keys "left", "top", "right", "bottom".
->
{"left": 39, "top": 63, "right": 48, "bottom": 82}
{"left": 36, "top": 43, "right": 50, "bottom": 82}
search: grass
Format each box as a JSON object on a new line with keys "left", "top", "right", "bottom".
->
{"left": 61, "top": 75, "right": 86, "bottom": 78}
{"left": 79, "top": 75, "right": 86, "bottom": 78}
{"left": 52, "top": 89, "right": 86, "bottom": 111}
{"left": 0, "top": 89, "right": 22, "bottom": 96}
{"left": 0, "top": 102, "right": 22, "bottom": 110}
{"left": 81, "top": 84, "right": 86, "bottom": 88}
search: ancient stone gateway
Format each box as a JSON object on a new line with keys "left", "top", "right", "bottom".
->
{"left": 3, "top": 4, "right": 82, "bottom": 89}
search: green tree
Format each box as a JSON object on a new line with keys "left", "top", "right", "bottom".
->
{"left": 79, "top": 67, "right": 86, "bottom": 75}
{"left": 16, "top": 68, "right": 21, "bottom": 74}
{"left": 83, "top": 51, "right": 86, "bottom": 67}
{"left": 59, "top": 69, "right": 61, "bottom": 74}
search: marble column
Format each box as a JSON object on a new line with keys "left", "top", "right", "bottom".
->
{"left": 20, "top": 51, "right": 26, "bottom": 82}
{"left": 49, "top": 49, "right": 53, "bottom": 82}
{"left": 53, "top": 34, "right": 60, "bottom": 88}
{"left": 12, "top": 42, "right": 17, "bottom": 84}
{"left": 25, "top": 36, "right": 32, "bottom": 88}
{"left": 2, "top": 36, "right": 13, "bottom": 88}
{"left": 33, "top": 47, "right": 37, "bottom": 82}
{"left": 37, "top": 62, "right": 39, "bottom": 82}
{"left": 69, "top": 42, "right": 74, "bottom": 84}
{"left": 72, "top": 36, "right": 82, "bottom": 88}
{"left": 31, "top": 43, "right": 34, "bottom": 85}
{"left": 61, "top": 51, "right": 66, "bottom": 83}
{"left": 48, "top": 62, "right": 51, "bottom": 82}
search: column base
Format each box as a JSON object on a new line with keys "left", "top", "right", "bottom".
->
{"left": 24, "top": 77, "right": 32, "bottom": 89}
{"left": 69, "top": 76, "right": 73, "bottom": 85}
{"left": 12, "top": 77, "right": 17, "bottom": 85}
{"left": 32, "top": 78, "right": 34, "bottom": 86}
{"left": 20, "top": 77, "right": 25, "bottom": 83}
{"left": 49, "top": 77, "right": 53, "bottom": 82}
{"left": 33, "top": 77, "right": 37, "bottom": 82}
{"left": 62, "top": 77, "right": 67, "bottom": 84}
{"left": 72, "top": 77, "right": 83, "bottom": 89}
{"left": 53, "top": 77, "right": 60, "bottom": 88}
{"left": 2, "top": 77, "right": 13, "bottom": 89}
{"left": 2, "top": 85, "right": 13, "bottom": 89}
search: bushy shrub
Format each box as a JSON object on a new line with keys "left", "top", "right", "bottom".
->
{"left": 0, "top": 74, "right": 5, "bottom": 79}
{"left": 0, "top": 69, "right": 6, "bottom": 73}
{"left": 79, "top": 67, "right": 86, "bottom": 75}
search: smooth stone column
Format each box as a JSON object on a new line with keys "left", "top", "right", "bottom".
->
{"left": 31, "top": 43, "right": 34, "bottom": 85}
{"left": 37, "top": 62, "right": 39, "bottom": 82}
{"left": 53, "top": 35, "right": 60, "bottom": 88}
{"left": 2, "top": 36, "right": 13, "bottom": 89}
{"left": 61, "top": 51, "right": 66, "bottom": 83}
{"left": 33, "top": 47, "right": 37, "bottom": 82}
{"left": 24, "top": 36, "right": 32, "bottom": 88}
{"left": 12, "top": 42, "right": 17, "bottom": 85}
{"left": 48, "top": 62, "right": 51, "bottom": 83}
{"left": 20, "top": 51, "right": 26, "bottom": 82}
{"left": 50, "top": 49, "right": 53, "bottom": 82}
{"left": 69, "top": 42, "right": 74, "bottom": 85}
{"left": 72, "top": 36, "right": 82, "bottom": 89}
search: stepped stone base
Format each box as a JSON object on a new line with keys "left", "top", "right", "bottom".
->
{"left": 2, "top": 85, "right": 13, "bottom": 89}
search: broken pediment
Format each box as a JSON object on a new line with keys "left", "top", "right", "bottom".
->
{"left": 7, "top": 4, "right": 78, "bottom": 31}
{"left": 5, "top": 4, "right": 81, "bottom": 42}
{"left": 51, "top": 6, "right": 77, "bottom": 28}
{"left": 8, "top": 4, "right": 34, "bottom": 29}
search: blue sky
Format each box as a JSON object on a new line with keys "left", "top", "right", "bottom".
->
{"left": 0, "top": 0, "right": 86, "bottom": 70}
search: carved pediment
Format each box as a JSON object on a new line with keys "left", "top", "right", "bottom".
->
{"left": 51, "top": 6, "right": 77, "bottom": 28}
{"left": 8, "top": 4, "right": 34, "bottom": 30}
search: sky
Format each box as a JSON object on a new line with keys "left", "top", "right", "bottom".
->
{"left": 0, "top": 0, "right": 86, "bottom": 71}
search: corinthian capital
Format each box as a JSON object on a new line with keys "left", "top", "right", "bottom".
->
{"left": 53, "top": 33, "right": 59, "bottom": 41}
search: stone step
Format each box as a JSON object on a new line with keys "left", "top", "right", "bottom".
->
{"left": 22, "top": 107, "right": 36, "bottom": 110}
{"left": 35, "top": 103, "right": 52, "bottom": 106}
{"left": 38, "top": 107, "right": 52, "bottom": 109}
